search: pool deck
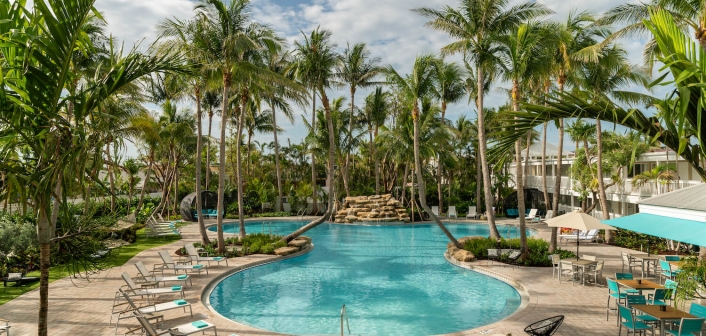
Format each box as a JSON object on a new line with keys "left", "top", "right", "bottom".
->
{"left": 0, "top": 217, "right": 688, "bottom": 335}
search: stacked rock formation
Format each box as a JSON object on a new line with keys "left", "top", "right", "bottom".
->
{"left": 334, "top": 194, "right": 410, "bottom": 223}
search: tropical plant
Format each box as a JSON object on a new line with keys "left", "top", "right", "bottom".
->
{"left": 632, "top": 164, "right": 678, "bottom": 195}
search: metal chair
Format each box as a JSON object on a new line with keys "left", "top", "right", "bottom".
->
{"left": 664, "top": 317, "right": 704, "bottom": 336}
{"left": 618, "top": 304, "right": 654, "bottom": 336}
{"left": 586, "top": 261, "right": 604, "bottom": 285}
{"left": 550, "top": 254, "right": 561, "bottom": 280}
{"left": 523, "top": 315, "right": 564, "bottom": 336}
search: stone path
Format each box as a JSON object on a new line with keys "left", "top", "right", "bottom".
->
{"left": 0, "top": 217, "right": 691, "bottom": 336}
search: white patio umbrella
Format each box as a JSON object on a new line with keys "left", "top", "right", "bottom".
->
{"left": 545, "top": 211, "right": 616, "bottom": 260}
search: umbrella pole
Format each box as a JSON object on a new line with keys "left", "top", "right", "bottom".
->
{"left": 576, "top": 230, "right": 581, "bottom": 260}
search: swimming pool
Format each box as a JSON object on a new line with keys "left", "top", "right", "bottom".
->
{"left": 207, "top": 221, "right": 526, "bottom": 335}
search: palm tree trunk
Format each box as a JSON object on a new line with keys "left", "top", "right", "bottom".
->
{"left": 476, "top": 144, "right": 481, "bottom": 211}
{"left": 236, "top": 93, "right": 248, "bottom": 240}
{"left": 105, "top": 142, "right": 116, "bottom": 212}
{"left": 412, "top": 103, "right": 461, "bottom": 248}
{"left": 206, "top": 111, "right": 213, "bottom": 190}
{"left": 36, "top": 202, "right": 51, "bottom": 336}
{"left": 272, "top": 103, "right": 284, "bottom": 212}
{"left": 476, "top": 67, "right": 499, "bottom": 239}
{"left": 282, "top": 90, "right": 335, "bottom": 242}
{"left": 136, "top": 150, "right": 153, "bottom": 213}
{"left": 596, "top": 118, "right": 612, "bottom": 243}
{"left": 216, "top": 74, "right": 231, "bottom": 253}
{"left": 311, "top": 89, "right": 318, "bottom": 215}
{"left": 513, "top": 83, "right": 528, "bottom": 258}
{"left": 343, "top": 87, "right": 355, "bottom": 197}
{"left": 401, "top": 163, "right": 408, "bottom": 201}
{"left": 374, "top": 126, "right": 380, "bottom": 194}
{"left": 195, "top": 88, "right": 210, "bottom": 245}
{"left": 50, "top": 178, "right": 61, "bottom": 237}
{"left": 246, "top": 129, "right": 253, "bottom": 176}
{"left": 524, "top": 131, "right": 531, "bottom": 186}
{"left": 550, "top": 75, "right": 566, "bottom": 253}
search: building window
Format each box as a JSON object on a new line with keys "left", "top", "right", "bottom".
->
{"left": 628, "top": 163, "right": 649, "bottom": 178}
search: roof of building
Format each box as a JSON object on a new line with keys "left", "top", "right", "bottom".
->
{"left": 521, "top": 142, "right": 562, "bottom": 158}
{"left": 638, "top": 183, "right": 706, "bottom": 211}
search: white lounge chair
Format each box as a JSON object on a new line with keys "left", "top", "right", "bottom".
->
{"left": 184, "top": 243, "right": 228, "bottom": 266}
{"left": 564, "top": 229, "right": 600, "bottom": 244}
{"left": 135, "top": 261, "right": 192, "bottom": 286}
{"left": 431, "top": 206, "right": 439, "bottom": 216}
{"left": 155, "top": 251, "right": 208, "bottom": 276}
{"left": 466, "top": 206, "right": 478, "bottom": 219}
{"left": 543, "top": 210, "right": 554, "bottom": 221}
{"left": 112, "top": 289, "right": 192, "bottom": 332}
{"left": 0, "top": 318, "right": 9, "bottom": 336}
{"left": 121, "top": 272, "right": 184, "bottom": 300}
{"left": 560, "top": 230, "right": 586, "bottom": 244}
{"left": 145, "top": 219, "right": 181, "bottom": 239}
{"left": 448, "top": 206, "right": 457, "bottom": 218}
{"left": 135, "top": 314, "right": 217, "bottom": 336}
{"left": 525, "top": 208, "right": 538, "bottom": 221}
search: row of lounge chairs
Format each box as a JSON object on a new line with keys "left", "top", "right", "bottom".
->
{"left": 111, "top": 242, "right": 227, "bottom": 335}
{"left": 559, "top": 229, "right": 602, "bottom": 244}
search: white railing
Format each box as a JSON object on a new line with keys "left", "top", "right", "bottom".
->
{"left": 524, "top": 175, "right": 703, "bottom": 199}
{"left": 340, "top": 304, "right": 351, "bottom": 336}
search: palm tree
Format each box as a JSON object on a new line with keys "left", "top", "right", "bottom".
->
{"left": 121, "top": 159, "right": 144, "bottom": 214}
{"left": 202, "top": 90, "right": 221, "bottom": 190}
{"left": 432, "top": 59, "right": 466, "bottom": 213}
{"left": 362, "top": 88, "right": 390, "bottom": 194}
{"left": 415, "top": 0, "right": 551, "bottom": 239}
{"left": 385, "top": 55, "right": 462, "bottom": 248}
{"left": 565, "top": 120, "right": 596, "bottom": 212}
{"left": 130, "top": 110, "right": 162, "bottom": 214}
{"left": 633, "top": 164, "right": 678, "bottom": 195}
{"left": 337, "top": 43, "right": 382, "bottom": 196}
{"left": 284, "top": 27, "right": 340, "bottom": 242}
{"left": 0, "top": 0, "right": 189, "bottom": 334}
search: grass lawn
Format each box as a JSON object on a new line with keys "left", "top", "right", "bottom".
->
{"left": 0, "top": 227, "right": 182, "bottom": 306}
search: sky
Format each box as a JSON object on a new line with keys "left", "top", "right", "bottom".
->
{"left": 94, "top": 0, "right": 656, "bottom": 159}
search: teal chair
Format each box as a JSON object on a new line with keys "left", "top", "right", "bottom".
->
{"left": 616, "top": 273, "right": 641, "bottom": 294}
{"left": 665, "top": 256, "right": 681, "bottom": 262}
{"left": 625, "top": 295, "right": 660, "bottom": 327}
{"left": 663, "top": 279, "right": 679, "bottom": 304}
{"left": 665, "top": 318, "right": 704, "bottom": 336}
{"left": 648, "top": 288, "right": 668, "bottom": 305}
{"left": 690, "top": 303, "right": 706, "bottom": 319}
{"left": 607, "top": 278, "right": 629, "bottom": 323}
{"left": 618, "top": 304, "right": 654, "bottom": 336}
{"left": 660, "top": 260, "right": 681, "bottom": 283}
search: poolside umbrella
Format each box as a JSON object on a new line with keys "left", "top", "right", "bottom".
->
{"left": 545, "top": 211, "right": 616, "bottom": 260}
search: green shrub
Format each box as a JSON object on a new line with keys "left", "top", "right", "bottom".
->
{"left": 253, "top": 212, "right": 292, "bottom": 218}
{"left": 463, "top": 237, "right": 576, "bottom": 267}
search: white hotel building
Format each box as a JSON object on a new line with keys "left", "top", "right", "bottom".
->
{"left": 509, "top": 143, "right": 704, "bottom": 219}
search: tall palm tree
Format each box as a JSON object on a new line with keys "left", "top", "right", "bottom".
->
{"left": 201, "top": 89, "right": 221, "bottom": 190}
{"left": 363, "top": 88, "right": 390, "bottom": 194}
{"left": 284, "top": 27, "right": 339, "bottom": 242}
{"left": 432, "top": 59, "right": 466, "bottom": 214}
{"left": 386, "top": 55, "right": 462, "bottom": 248}
{"left": 415, "top": 0, "right": 551, "bottom": 239}
{"left": 0, "top": 1, "right": 189, "bottom": 334}
{"left": 337, "top": 43, "right": 382, "bottom": 196}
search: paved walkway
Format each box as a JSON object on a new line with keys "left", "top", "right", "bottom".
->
{"left": 0, "top": 217, "right": 693, "bottom": 336}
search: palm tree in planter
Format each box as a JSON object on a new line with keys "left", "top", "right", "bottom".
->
{"left": 385, "top": 54, "right": 463, "bottom": 249}
{"left": 632, "top": 164, "right": 678, "bottom": 195}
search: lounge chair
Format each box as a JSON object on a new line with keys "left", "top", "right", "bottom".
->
{"left": 431, "top": 206, "right": 439, "bottom": 216}
{"left": 524, "top": 315, "right": 564, "bottom": 336}
{"left": 559, "top": 230, "right": 586, "bottom": 244}
{"left": 135, "top": 314, "right": 217, "bottom": 336}
{"left": 120, "top": 272, "right": 184, "bottom": 302}
{"left": 466, "top": 206, "right": 478, "bottom": 219}
{"left": 2, "top": 272, "right": 38, "bottom": 292}
{"left": 135, "top": 261, "right": 192, "bottom": 287}
{"left": 155, "top": 251, "right": 208, "bottom": 276}
{"left": 145, "top": 219, "right": 181, "bottom": 239}
{"left": 525, "top": 209, "right": 538, "bottom": 221}
{"left": 563, "top": 229, "right": 600, "bottom": 244}
{"left": 112, "top": 290, "right": 192, "bottom": 332}
{"left": 448, "top": 206, "right": 457, "bottom": 218}
{"left": 0, "top": 318, "right": 9, "bottom": 336}
{"left": 543, "top": 210, "right": 554, "bottom": 221}
{"left": 184, "top": 243, "right": 228, "bottom": 266}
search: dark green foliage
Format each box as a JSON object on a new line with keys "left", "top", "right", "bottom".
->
{"left": 464, "top": 237, "right": 576, "bottom": 266}
{"left": 613, "top": 229, "right": 668, "bottom": 254}
{"left": 253, "top": 212, "right": 291, "bottom": 217}
{"left": 185, "top": 233, "right": 287, "bottom": 257}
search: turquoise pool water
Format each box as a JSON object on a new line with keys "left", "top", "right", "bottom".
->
{"left": 207, "top": 221, "right": 525, "bottom": 335}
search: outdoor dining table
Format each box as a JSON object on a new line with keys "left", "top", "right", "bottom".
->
{"left": 615, "top": 279, "right": 663, "bottom": 295}
{"left": 631, "top": 304, "right": 695, "bottom": 335}
{"left": 630, "top": 253, "right": 660, "bottom": 278}
{"left": 668, "top": 261, "right": 683, "bottom": 269}
{"left": 564, "top": 259, "right": 597, "bottom": 285}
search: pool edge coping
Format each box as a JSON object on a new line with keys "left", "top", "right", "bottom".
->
{"left": 443, "top": 253, "right": 533, "bottom": 336}
{"left": 199, "top": 243, "right": 316, "bottom": 335}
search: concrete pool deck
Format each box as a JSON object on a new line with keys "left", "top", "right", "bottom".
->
{"left": 0, "top": 217, "right": 682, "bottom": 335}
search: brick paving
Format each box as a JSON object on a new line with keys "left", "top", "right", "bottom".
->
{"left": 0, "top": 217, "right": 692, "bottom": 335}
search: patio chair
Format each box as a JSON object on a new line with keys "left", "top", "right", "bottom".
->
{"left": 559, "top": 230, "right": 586, "bottom": 245}
{"left": 120, "top": 272, "right": 184, "bottom": 302}
{"left": 660, "top": 260, "right": 681, "bottom": 283}
{"left": 665, "top": 255, "right": 680, "bottom": 262}
{"left": 524, "top": 209, "right": 538, "bottom": 221}
{"left": 145, "top": 220, "right": 181, "bottom": 239}
{"left": 566, "top": 229, "right": 601, "bottom": 243}
{"left": 543, "top": 210, "right": 554, "bottom": 221}
{"left": 621, "top": 252, "right": 641, "bottom": 274}
{"left": 2, "top": 273, "right": 24, "bottom": 292}
{"left": 586, "top": 261, "right": 604, "bottom": 285}
{"left": 135, "top": 261, "right": 192, "bottom": 287}
{"left": 664, "top": 318, "right": 704, "bottom": 336}
{"left": 184, "top": 243, "right": 228, "bottom": 266}
{"left": 558, "top": 261, "right": 578, "bottom": 285}
{"left": 550, "top": 254, "right": 561, "bottom": 280}
{"left": 487, "top": 249, "right": 500, "bottom": 266}
{"left": 523, "top": 315, "right": 564, "bottom": 336}
{"left": 113, "top": 290, "right": 192, "bottom": 332}
{"left": 466, "top": 206, "right": 478, "bottom": 219}
{"left": 606, "top": 278, "right": 629, "bottom": 322}
{"left": 581, "top": 255, "right": 596, "bottom": 261}
{"left": 615, "top": 273, "right": 641, "bottom": 294}
{"left": 448, "top": 206, "right": 457, "bottom": 218}
{"left": 431, "top": 206, "right": 439, "bottom": 216}
{"left": 0, "top": 318, "right": 9, "bottom": 336}
{"left": 135, "top": 314, "right": 217, "bottom": 336}
{"left": 648, "top": 288, "right": 668, "bottom": 305}
{"left": 618, "top": 304, "right": 654, "bottom": 336}
{"left": 625, "top": 295, "right": 660, "bottom": 327}
{"left": 155, "top": 251, "right": 208, "bottom": 276}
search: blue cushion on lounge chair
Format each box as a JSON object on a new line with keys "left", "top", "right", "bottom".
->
{"left": 171, "top": 285, "right": 182, "bottom": 291}
{"left": 177, "top": 275, "right": 188, "bottom": 280}
{"left": 192, "top": 320, "right": 209, "bottom": 328}
{"left": 174, "top": 299, "right": 188, "bottom": 305}
{"left": 193, "top": 264, "right": 204, "bottom": 269}
{"left": 213, "top": 256, "right": 223, "bottom": 261}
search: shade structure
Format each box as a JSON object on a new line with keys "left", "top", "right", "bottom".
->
{"left": 603, "top": 213, "right": 706, "bottom": 247}
{"left": 545, "top": 211, "right": 616, "bottom": 260}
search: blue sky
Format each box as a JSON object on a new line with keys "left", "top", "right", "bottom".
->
{"left": 94, "top": 0, "right": 657, "bottom": 158}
